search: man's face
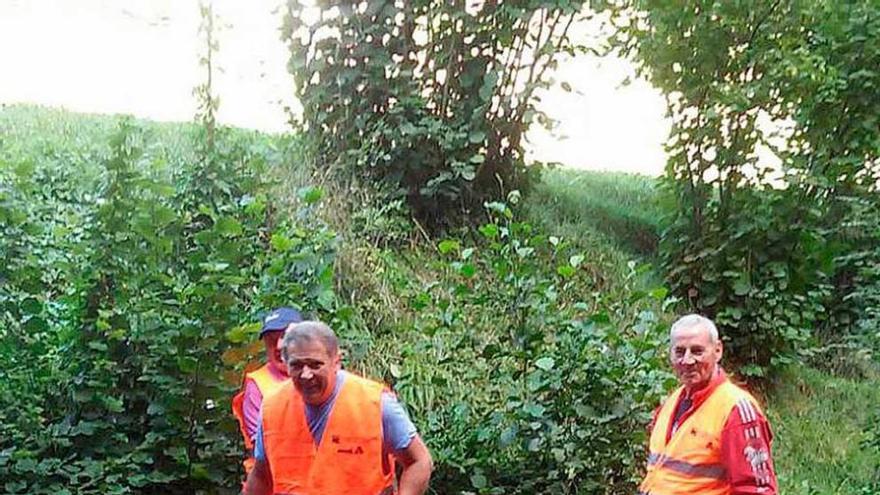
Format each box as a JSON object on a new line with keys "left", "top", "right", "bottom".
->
{"left": 284, "top": 339, "right": 340, "bottom": 406}
{"left": 670, "top": 324, "right": 722, "bottom": 392}
{"left": 263, "top": 331, "right": 287, "bottom": 376}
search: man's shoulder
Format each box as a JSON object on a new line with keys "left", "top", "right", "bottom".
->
{"left": 261, "top": 380, "right": 295, "bottom": 411}
{"left": 718, "top": 380, "right": 765, "bottom": 425}
{"left": 341, "top": 371, "right": 388, "bottom": 395}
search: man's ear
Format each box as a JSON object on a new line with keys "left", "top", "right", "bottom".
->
{"left": 715, "top": 340, "right": 724, "bottom": 363}
{"left": 335, "top": 348, "right": 344, "bottom": 369}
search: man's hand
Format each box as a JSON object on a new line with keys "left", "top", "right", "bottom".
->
{"left": 242, "top": 458, "right": 272, "bottom": 495}
{"left": 395, "top": 435, "right": 433, "bottom": 495}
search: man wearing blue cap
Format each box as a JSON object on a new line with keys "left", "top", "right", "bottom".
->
{"left": 232, "top": 307, "right": 303, "bottom": 477}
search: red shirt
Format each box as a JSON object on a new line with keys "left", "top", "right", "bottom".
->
{"left": 241, "top": 362, "right": 287, "bottom": 440}
{"left": 650, "top": 369, "right": 779, "bottom": 495}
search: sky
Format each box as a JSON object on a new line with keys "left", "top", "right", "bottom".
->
{"left": 0, "top": 0, "right": 671, "bottom": 176}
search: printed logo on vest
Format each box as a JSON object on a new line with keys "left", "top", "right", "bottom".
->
{"left": 337, "top": 446, "right": 364, "bottom": 455}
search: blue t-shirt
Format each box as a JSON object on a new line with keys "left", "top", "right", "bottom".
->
{"left": 253, "top": 371, "right": 416, "bottom": 462}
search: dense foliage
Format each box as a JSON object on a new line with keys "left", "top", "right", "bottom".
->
{"left": 0, "top": 108, "right": 672, "bottom": 494}
{"left": 371, "top": 197, "right": 672, "bottom": 494}
{"left": 281, "top": 1, "right": 597, "bottom": 226}
{"left": 0, "top": 112, "right": 346, "bottom": 494}
{"left": 611, "top": 0, "right": 880, "bottom": 375}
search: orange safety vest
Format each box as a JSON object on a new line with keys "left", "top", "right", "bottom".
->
{"left": 232, "top": 364, "right": 287, "bottom": 476}
{"left": 261, "top": 373, "right": 395, "bottom": 495}
{"left": 640, "top": 379, "right": 763, "bottom": 495}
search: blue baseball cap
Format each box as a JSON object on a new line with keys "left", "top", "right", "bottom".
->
{"left": 259, "top": 307, "right": 303, "bottom": 338}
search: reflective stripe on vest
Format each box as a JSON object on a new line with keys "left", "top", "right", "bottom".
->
{"left": 261, "top": 373, "right": 394, "bottom": 495}
{"left": 231, "top": 364, "right": 287, "bottom": 476}
{"left": 646, "top": 453, "right": 727, "bottom": 479}
{"left": 640, "top": 379, "right": 763, "bottom": 495}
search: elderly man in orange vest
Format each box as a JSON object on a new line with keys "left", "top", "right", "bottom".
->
{"left": 640, "top": 314, "right": 778, "bottom": 495}
{"left": 232, "top": 307, "right": 303, "bottom": 476}
{"left": 244, "top": 321, "right": 433, "bottom": 495}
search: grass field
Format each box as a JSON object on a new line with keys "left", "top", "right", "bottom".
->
{"left": 528, "top": 167, "right": 664, "bottom": 255}
{"left": 767, "top": 367, "right": 880, "bottom": 494}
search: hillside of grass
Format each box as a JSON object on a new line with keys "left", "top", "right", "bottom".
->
{"left": 528, "top": 168, "right": 664, "bottom": 256}
{"left": 767, "top": 367, "right": 880, "bottom": 494}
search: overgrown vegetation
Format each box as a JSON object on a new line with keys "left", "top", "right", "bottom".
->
{"left": 281, "top": 1, "right": 599, "bottom": 227}
{"left": 379, "top": 198, "right": 672, "bottom": 493}
{"left": 0, "top": 104, "right": 351, "bottom": 493}
{"left": 0, "top": 10, "right": 342, "bottom": 493}
{"left": 611, "top": 0, "right": 880, "bottom": 377}
{"left": 767, "top": 367, "right": 880, "bottom": 495}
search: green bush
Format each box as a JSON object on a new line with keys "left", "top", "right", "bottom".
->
{"left": 0, "top": 118, "right": 345, "bottom": 494}
{"left": 385, "top": 197, "right": 673, "bottom": 494}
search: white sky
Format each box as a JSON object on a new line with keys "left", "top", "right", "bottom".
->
{"left": 0, "top": 0, "right": 671, "bottom": 176}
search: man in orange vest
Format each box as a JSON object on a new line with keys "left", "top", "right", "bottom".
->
{"left": 232, "top": 307, "right": 303, "bottom": 476}
{"left": 640, "top": 314, "right": 778, "bottom": 495}
{"left": 243, "top": 321, "right": 433, "bottom": 495}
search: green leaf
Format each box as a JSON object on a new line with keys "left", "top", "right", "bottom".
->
{"left": 524, "top": 403, "right": 545, "bottom": 418}
{"left": 298, "top": 186, "right": 324, "bottom": 205}
{"left": 649, "top": 287, "right": 669, "bottom": 300}
{"left": 21, "top": 297, "right": 42, "bottom": 315}
{"left": 733, "top": 277, "right": 751, "bottom": 296}
{"left": 469, "top": 130, "right": 486, "bottom": 143}
{"left": 479, "top": 224, "right": 499, "bottom": 238}
{"left": 177, "top": 356, "right": 198, "bottom": 374}
{"left": 23, "top": 317, "right": 48, "bottom": 333}
{"left": 557, "top": 265, "right": 575, "bottom": 278}
{"left": 534, "top": 357, "right": 555, "bottom": 371}
{"left": 459, "top": 263, "right": 476, "bottom": 278}
{"left": 470, "top": 473, "right": 488, "bottom": 489}
{"left": 270, "top": 233, "right": 294, "bottom": 251}
{"left": 437, "top": 239, "right": 460, "bottom": 254}
{"left": 215, "top": 216, "right": 243, "bottom": 237}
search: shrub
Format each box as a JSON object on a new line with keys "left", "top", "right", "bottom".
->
{"left": 0, "top": 119, "right": 344, "bottom": 494}
{"left": 386, "top": 196, "right": 673, "bottom": 494}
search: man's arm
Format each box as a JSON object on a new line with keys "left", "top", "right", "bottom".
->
{"left": 241, "top": 379, "right": 264, "bottom": 440}
{"left": 721, "top": 399, "right": 778, "bottom": 495}
{"left": 242, "top": 458, "right": 272, "bottom": 495}
{"left": 394, "top": 434, "right": 433, "bottom": 495}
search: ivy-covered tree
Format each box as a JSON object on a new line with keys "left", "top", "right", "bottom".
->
{"left": 282, "top": 1, "right": 595, "bottom": 227}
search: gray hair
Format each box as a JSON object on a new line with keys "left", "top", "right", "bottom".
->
{"left": 670, "top": 314, "right": 719, "bottom": 344}
{"left": 280, "top": 320, "right": 339, "bottom": 361}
